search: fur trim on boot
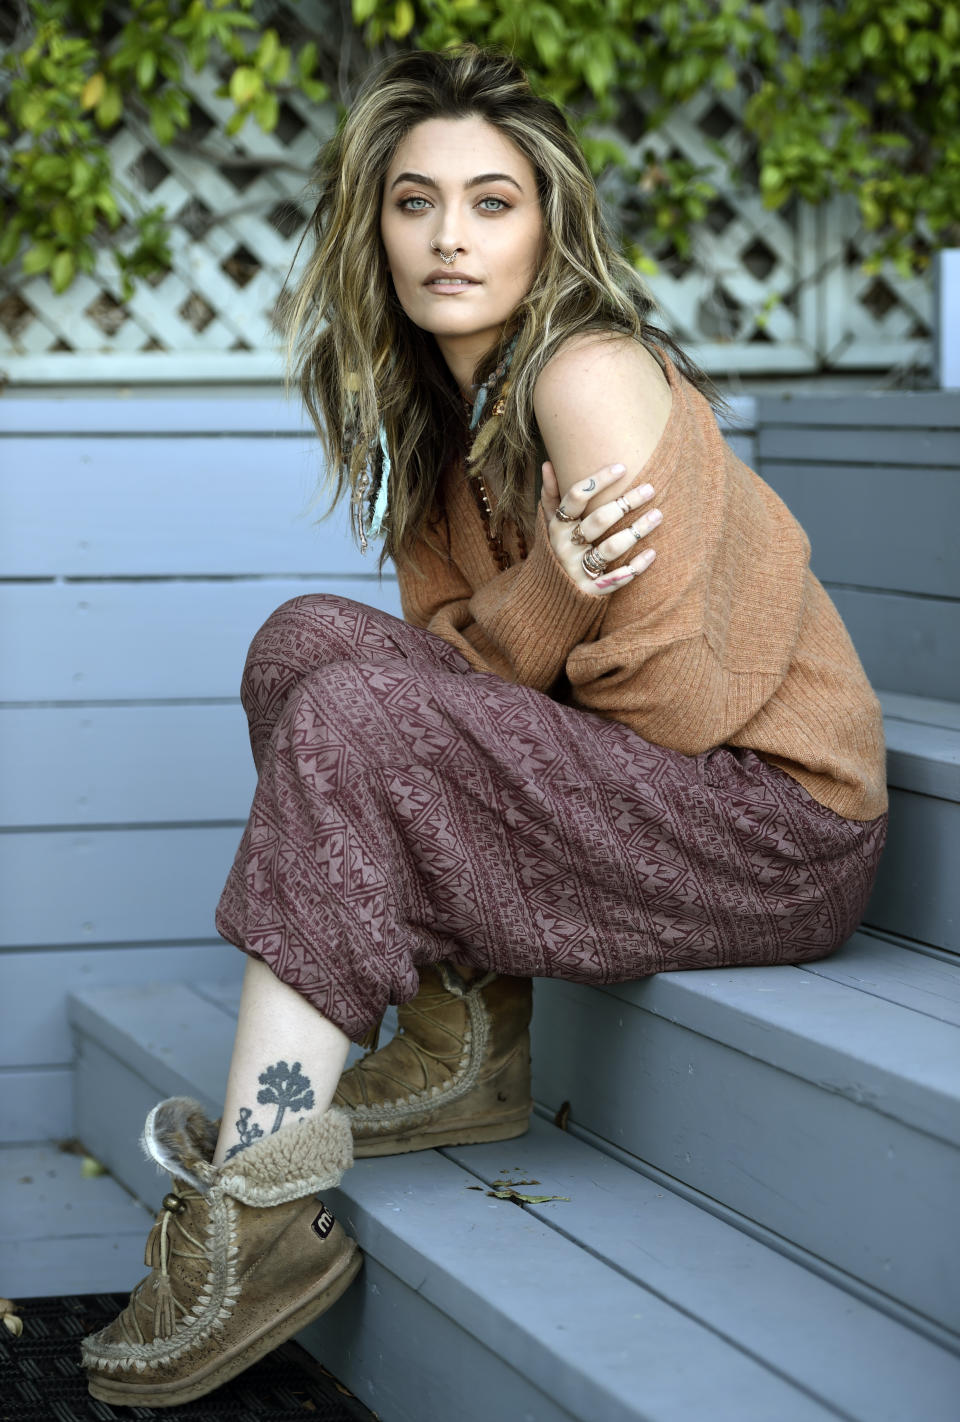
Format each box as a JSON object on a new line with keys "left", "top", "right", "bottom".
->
{"left": 333, "top": 965, "right": 532, "bottom": 1156}
{"left": 81, "top": 1097, "right": 360, "bottom": 1408}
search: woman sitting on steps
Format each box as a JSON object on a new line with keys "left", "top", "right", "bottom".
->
{"left": 81, "top": 43, "right": 888, "bottom": 1408}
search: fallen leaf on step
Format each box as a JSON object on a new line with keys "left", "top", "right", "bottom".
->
{"left": 0, "top": 1301, "right": 22, "bottom": 1338}
{"left": 491, "top": 1178, "right": 540, "bottom": 1188}
{"left": 554, "top": 1100, "right": 571, "bottom": 1130}
{"left": 80, "top": 1156, "right": 107, "bottom": 1178}
{"left": 486, "top": 1189, "right": 570, "bottom": 1206}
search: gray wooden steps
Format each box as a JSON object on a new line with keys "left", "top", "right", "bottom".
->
{"left": 68, "top": 975, "right": 960, "bottom": 1421}
{"left": 531, "top": 929, "right": 960, "bottom": 1345}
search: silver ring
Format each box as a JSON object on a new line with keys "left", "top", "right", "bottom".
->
{"left": 616, "top": 494, "right": 631, "bottom": 516}
{"left": 631, "top": 522, "right": 646, "bottom": 541}
{"left": 581, "top": 547, "right": 608, "bottom": 579}
{"left": 554, "top": 505, "right": 575, "bottom": 523}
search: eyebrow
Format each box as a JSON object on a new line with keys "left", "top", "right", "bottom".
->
{"left": 389, "top": 170, "right": 524, "bottom": 194}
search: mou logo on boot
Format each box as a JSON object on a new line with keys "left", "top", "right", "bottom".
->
{"left": 311, "top": 1204, "right": 336, "bottom": 1240}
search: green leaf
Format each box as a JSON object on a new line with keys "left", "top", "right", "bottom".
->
{"left": 297, "top": 41, "right": 318, "bottom": 80}
{"left": 136, "top": 50, "right": 156, "bottom": 88}
{"left": 51, "top": 249, "right": 76, "bottom": 293}
{"left": 862, "top": 23, "right": 882, "bottom": 57}
{"left": 95, "top": 83, "right": 123, "bottom": 128}
{"left": 22, "top": 240, "right": 56, "bottom": 275}
{"left": 253, "top": 90, "right": 279, "bottom": 131}
{"left": 353, "top": 0, "right": 380, "bottom": 22}
{"left": 387, "top": 0, "right": 416, "bottom": 39}
{"left": 229, "top": 66, "right": 261, "bottom": 105}
{"left": 0, "top": 218, "right": 25, "bottom": 267}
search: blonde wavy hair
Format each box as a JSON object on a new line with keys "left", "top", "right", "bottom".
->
{"left": 276, "top": 43, "right": 721, "bottom": 568}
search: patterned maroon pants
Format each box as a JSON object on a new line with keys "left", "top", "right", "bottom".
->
{"left": 215, "top": 595, "right": 887, "bottom": 1041}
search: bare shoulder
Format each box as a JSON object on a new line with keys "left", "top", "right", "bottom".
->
{"left": 532, "top": 332, "right": 673, "bottom": 502}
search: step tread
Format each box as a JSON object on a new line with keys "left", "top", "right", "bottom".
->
{"left": 68, "top": 980, "right": 960, "bottom": 1422}
{"left": 800, "top": 929, "right": 960, "bottom": 1025}
{"left": 590, "top": 934, "right": 960, "bottom": 1146}
{"left": 0, "top": 1143, "right": 153, "bottom": 1296}
{"left": 879, "top": 690, "right": 960, "bottom": 799}
{"left": 442, "top": 1121, "right": 960, "bottom": 1422}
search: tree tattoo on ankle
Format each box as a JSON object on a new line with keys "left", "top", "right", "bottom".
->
{"left": 224, "top": 1060, "right": 316, "bottom": 1160}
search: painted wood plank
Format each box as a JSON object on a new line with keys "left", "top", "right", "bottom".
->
{"left": 72, "top": 1017, "right": 838, "bottom": 1422}
{"left": 0, "top": 1143, "right": 153, "bottom": 1298}
{"left": 0, "top": 705, "right": 256, "bottom": 827}
{"left": 864, "top": 788, "right": 960, "bottom": 952}
{"left": 302, "top": 1254, "right": 578, "bottom": 1422}
{"left": 0, "top": 1069, "right": 73, "bottom": 1144}
{"left": 442, "top": 1117, "right": 960, "bottom": 1422}
{"left": 529, "top": 976, "right": 960, "bottom": 1334}
{"left": 0, "top": 579, "right": 402, "bottom": 702}
{"left": 882, "top": 717, "right": 960, "bottom": 801}
{"left": 758, "top": 463, "right": 958, "bottom": 598}
{"left": 0, "top": 394, "right": 309, "bottom": 434}
{"left": 826, "top": 587, "right": 960, "bottom": 701}
{"left": 0, "top": 437, "right": 376, "bottom": 577}
{"left": 798, "top": 931, "right": 960, "bottom": 1025}
{"left": 0, "top": 827, "right": 243, "bottom": 947}
{"left": 755, "top": 392, "right": 960, "bottom": 429}
{"left": 0, "top": 943, "right": 242, "bottom": 1068}
{"left": 586, "top": 944, "right": 960, "bottom": 1146}
{"left": 0, "top": 392, "right": 755, "bottom": 436}
{"left": 879, "top": 691, "right": 960, "bottom": 733}
{"left": 758, "top": 427, "right": 960, "bottom": 466}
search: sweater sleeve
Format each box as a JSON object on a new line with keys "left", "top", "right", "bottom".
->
{"left": 397, "top": 501, "right": 606, "bottom": 691}
{"left": 563, "top": 427, "right": 813, "bottom": 755}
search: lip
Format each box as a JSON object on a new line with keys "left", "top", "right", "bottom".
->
{"left": 423, "top": 269, "right": 481, "bottom": 285}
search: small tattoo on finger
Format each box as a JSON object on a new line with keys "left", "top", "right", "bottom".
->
{"left": 582, "top": 478, "right": 596, "bottom": 492}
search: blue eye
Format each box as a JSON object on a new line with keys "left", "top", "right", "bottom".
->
{"left": 399, "top": 196, "right": 429, "bottom": 211}
{"left": 479, "top": 197, "right": 509, "bottom": 211}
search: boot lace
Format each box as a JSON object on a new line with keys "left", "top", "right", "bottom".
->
{"left": 125, "top": 1187, "right": 208, "bottom": 1343}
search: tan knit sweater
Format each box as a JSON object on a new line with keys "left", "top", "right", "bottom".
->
{"left": 396, "top": 349, "right": 888, "bottom": 822}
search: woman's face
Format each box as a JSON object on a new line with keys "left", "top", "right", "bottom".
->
{"left": 380, "top": 115, "right": 545, "bottom": 384}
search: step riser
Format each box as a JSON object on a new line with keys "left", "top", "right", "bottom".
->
{"left": 302, "top": 1255, "right": 577, "bottom": 1422}
{"left": 865, "top": 788, "right": 960, "bottom": 952}
{"left": 531, "top": 978, "right": 960, "bottom": 1337}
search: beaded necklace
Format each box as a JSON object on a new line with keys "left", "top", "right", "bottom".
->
{"left": 463, "top": 332, "right": 527, "bottom": 573}
{"left": 354, "top": 331, "right": 527, "bottom": 569}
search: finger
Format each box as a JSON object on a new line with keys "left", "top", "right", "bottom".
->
{"left": 594, "top": 505, "right": 662, "bottom": 562}
{"left": 594, "top": 547, "right": 656, "bottom": 590}
{"left": 576, "top": 482, "right": 654, "bottom": 544}
{"left": 556, "top": 462, "right": 627, "bottom": 520}
{"left": 540, "top": 460, "right": 559, "bottom": 516}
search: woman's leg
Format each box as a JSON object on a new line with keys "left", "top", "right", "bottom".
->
{"left": 212, "top": 955, "right": 351, "bottom": 1165}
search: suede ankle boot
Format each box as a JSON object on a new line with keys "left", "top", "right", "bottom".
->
{"left": 333, "top": 964, "right": 533, "bottom": 1157}
{"left": 82, "top": 1096, "right": 361, "bottom": 1408}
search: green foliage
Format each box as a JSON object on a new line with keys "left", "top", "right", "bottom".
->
{"left": 0, "top": 0, "right": 329, "bottom": 299}
{"left": 1, "top": 0, "right": 954, "bottom": 301}
{"left": 350, "top": 0, "right": 956, "bottom": 279}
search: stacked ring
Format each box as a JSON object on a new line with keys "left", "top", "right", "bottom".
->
{"left": 554, "top": 505, "right": 575, "bottom": 522}
{"left": 581, "top": 547, "right": 608, "bottom": 579}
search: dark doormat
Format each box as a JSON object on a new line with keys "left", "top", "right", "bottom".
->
{"left": 0, "top": 1294, "right": 377, "bottom": 1422}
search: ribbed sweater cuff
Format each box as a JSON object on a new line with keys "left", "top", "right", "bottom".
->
{"left": 493, "top": 503, "right": 607, "bottom": 689}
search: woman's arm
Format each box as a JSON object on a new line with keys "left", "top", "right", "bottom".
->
{"left": 398, "top": 334, "right": 675, "bottom": 689}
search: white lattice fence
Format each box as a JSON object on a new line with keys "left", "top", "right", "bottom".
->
{"left": 0, "top": 4, "right": 934, "bottom": 382}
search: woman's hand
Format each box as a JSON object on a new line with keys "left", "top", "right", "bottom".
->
{"left": 540, "top": 460, "right": 661, "bottom": 595}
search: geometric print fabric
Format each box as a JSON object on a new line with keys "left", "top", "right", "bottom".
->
{"left": 215, "top": 595, "right": 887, "bottom": 1041}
